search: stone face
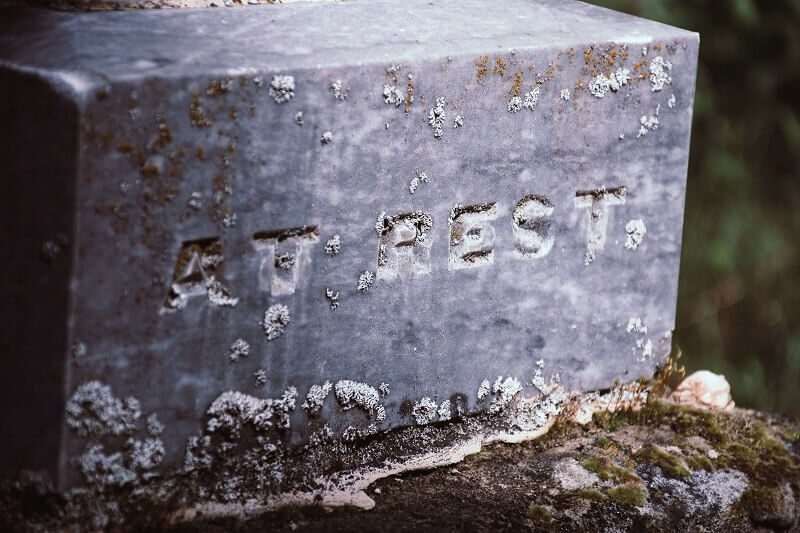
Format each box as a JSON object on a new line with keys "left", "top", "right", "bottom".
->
{"left": 0, "top": 0, "right": 699, "bottom": 488}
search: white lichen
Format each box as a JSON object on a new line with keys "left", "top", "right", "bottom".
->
{"left": 184, "top": 435, "right": 213, "bottom": 472}
{"left": 294, "top": 111, "right": 304, "bottom": 126}
{"left": 66, "top": 381, "right": 141, "bottom": 438}
{"left": 477, "top": 379, "right": 491, "bottom": 401}
{"left": 76, "top": 434, "right": 165, "bottom": 488}
{"left": 637, "top": 114, "right": 659, "bottom": 137}
{"left": 357, "top": 271, "right": 374, "bottom": 292}
{"left": 626, "top": 317, "right": 648, "bottom": 335}
{"left": 254, "top": 369, "right": 268, "bottom": 388}
{"left": 382, "top": 84, "right": 403, "bottom": 107}
{"left": 228, "top": 338, "right": 250, "bottom": 361}
{"left": 560, "top": 88, "right": 571, "bottom": 101}
{"left": 507, "top": 95, "right": 523, "bottom": 113}
{"left": 437, "top": 400, "right": 451, "bottom": 421}
{"left": 325, "top": 288, "right": 339, "bottom": 310}
{"left": 649, "top": 56, "right": 673, "bottom": 92}
{"left": 146, "top": 414, "right": 164, "bottom": 436}
{"left": 378, "top": 383, "right": 390, "bottom": 397}
{"left": 334, "top": 380, "right": 386, "bottom": 421}
{"left": 320, "top": 131, "right": 333, "bottom": 145}
{"left": 206, "top": 387, "right": 298, "bottom": 437}
{"left": 408, "top": 171, "right": 428, "bottom": 194}
{"left": 624, "top": 219, "right": 647, "bottom": 250}
{"left": 187, "top": 192, "right": 202, "bottom": 211}
{"left": 269, "top": 75, "right": 295, "bottom": 104}
{"left": 324, "top": 234, "right": 341, "bottom": 256}
{"left": 637, "top": 338, "right": 654, "bottom": 361}
{"left": 523, "top": 87, "right": 540, "bottom": 109}
{"left": 668, "top": 93, "right": 677, "bottom": 108}
{"left": 303, "top": 381, "right": 333, "bottom": 415}
{"left": 329, "top": 79, "right": 348, "bottom": 100}
{"left": 274, "top": 253, "right": 295, "bottom": 271}
{"left": 412, "top": 397, "right": 438, "bottom": 425}
{"left": 127, "top": 437, "right": 165, "bottom": 472}
{"left": 489, "top": 376, "right": 523, "bottom": 413}
{"left": 206, "top": 279, "right": 239, "bottom": 307}
{"left": 262, "top": 304, "right": 290, "bottom": 340}
{"left": 428, "top": 97, "right": 446, "bottom": 138}
{"left": 453, "top": 115, "right": 464, "bottom": 128}
{"left": 342, "top": 424, "right": 379, "bottom": 442}
{"left": 588, "top": 68, "right": 630, "bottom": 98}
{"left": 531, "top": 365, "right": 560, "bottom": 396}
{"left": 78, "top": 444, "right": 136, "bottom": 487}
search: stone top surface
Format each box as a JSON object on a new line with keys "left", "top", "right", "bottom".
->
{"left": 1, "top": 0, "right": 696, "bottom": 89}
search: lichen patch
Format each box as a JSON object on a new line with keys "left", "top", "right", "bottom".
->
{"left": 269, "top": 75, "right": 295, "bottom": 104}
{"left": 262, "top": 304, "right": 290, "bottom": 340}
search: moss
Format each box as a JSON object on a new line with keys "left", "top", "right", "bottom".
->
{"left": 606, "top": 484, "right": 648, "bottom": 507}
{"left": 631, "top": 402, "right": 730, "bottom": 445}
{"left": 527, "top": 504, "right": 553, "bottom": 523}
{"left": 581, "top": 455, "right": 640, "bottom": 485}
{"left": 685, "top": 454, "right": 715, "bottom": 472}
{"left": 591, "top": 410, "right": 629, "bottom": 432}
{"left": 574, "top": 489, "right": 606, "bottom": 502}
{"left": 634, "top": 444, "right": 691, "bottom": 478}
{"left": 591, "top": 400, "right": 800, "bottom": 525}
{"left": 735, "top": 486, "right": 796, "bottom": 529}
{"left": 594, "top": 435, "right": 620, "bottom": 451}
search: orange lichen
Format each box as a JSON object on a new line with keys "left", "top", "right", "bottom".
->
{"left": 475, "top": 55, "right": 490, "bottom": 82}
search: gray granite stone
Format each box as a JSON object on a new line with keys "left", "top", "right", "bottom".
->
{"left": 0, "top": 0, "right": 698, "bottom": 488}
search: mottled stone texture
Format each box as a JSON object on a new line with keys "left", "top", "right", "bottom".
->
{"left": 0, "top": 0, "right": 698, "bottom": 487}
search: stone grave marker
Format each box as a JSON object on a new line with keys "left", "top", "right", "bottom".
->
{"left": 0, "top": 0, "right": 698, "bottom": 488}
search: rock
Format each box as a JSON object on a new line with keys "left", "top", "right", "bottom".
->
{"left": 552, "top": 457, "right": 600, "bottom": 491}
{"left": 1, "top": 400, "right": 798, "bottom": 531}
{"left": 742, "top": 483, "right": 798, "bottom": 530}
{"left": 671, "top": 370, "right": 735, "bottom": 411}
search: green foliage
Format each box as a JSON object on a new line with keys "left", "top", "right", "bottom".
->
{"left": 527, "top": 504, "right": 554, "bottom": 523}
{"left": 589, "top": 0, "right": 800, "bottom": 416}
{"left": 606, "top": 484, "right": 648, "bottom": 507}
{"left": 634, "top": 444, "right": 691, "bottom": 478}
{"left": 581, "top": 455, "right": 641, "bottom": 484}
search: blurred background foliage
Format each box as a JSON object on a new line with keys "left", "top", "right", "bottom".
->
{"left": 590, "top": 0, "right": 800, "bottom": 416}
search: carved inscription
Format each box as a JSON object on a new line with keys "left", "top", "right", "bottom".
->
{"left": 164, "top": 237, "right": 234, "bottom": 310}
{"left": 163, "top": 187, "right": 631, "bottom": 310}
{"left": 512, "top": 195, "right": 555, "bottom": 259}
{"left": 574, "top": 186, "right": 626, "bottom": 264}
{"left": 376, "top": 212, "right": 433, "bottom": 281}
{"left": 448, "top": 203, "right": 498, "bottom": 270}
{"left": 252, "top": 226, "right": 319, "bottom": 296}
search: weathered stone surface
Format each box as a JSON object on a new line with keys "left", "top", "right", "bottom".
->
{"left": 0, "top": 0, "right": 698, "bottom": 488}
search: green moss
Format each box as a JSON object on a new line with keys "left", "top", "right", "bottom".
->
{"left": 527, "top": 504, "right": 553, "bottom": 523}
{"left": 612, "top": 402, "right": 799, "bottom": 483}
{"left": 593, "top": 435, "right": 626, "bottom": 455}
{"left": 632, "top": 402, "right": 730, "bottom": 445}
{"left": 606, "top": 484, "right": 647, "bottom": 507}
{"left": 594, "top": 435, "right": 615, "bottom": 449}
{"left": 574, "top": 489, "right": 606, "bottom": 502}
{"left": 685, "top": 454, "right": 715, "bottom": 472}
{"left": 735, "top": 486, "right": 794, "bottom": 528}
{"left": 591, "top": 411, "right": 629, "bottom": 431}
{"left": 592, "top": 400, "right": 800, "bottom": 525}
{"left": 581, "top": 455, "right": 640, "bottom": 485}
{"left": 634, "top": 443, "right": 691, "bottom": 478}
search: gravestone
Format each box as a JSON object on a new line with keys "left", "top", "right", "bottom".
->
{"left": 0, "top": 0, "right": 698, "bottom": 489}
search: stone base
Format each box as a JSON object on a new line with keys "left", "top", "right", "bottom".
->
{"left": 1, "top": 388, "right": 798, "bottom": 532}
